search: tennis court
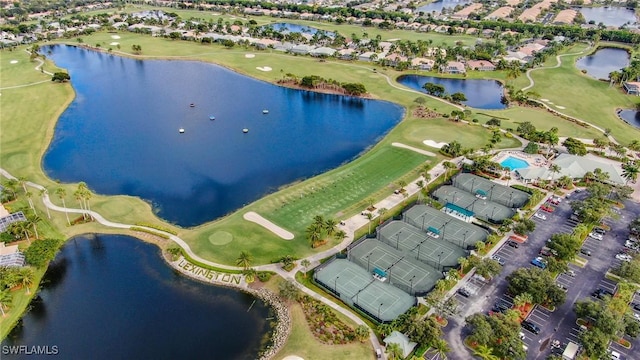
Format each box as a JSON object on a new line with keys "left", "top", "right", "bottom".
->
{"left": 348, "top": 237, "right": 444, "bottom": 296}
{"left": 314, "top": 259, "right": 416, "bottom": 322}
{"left": 452, "top": 173, "right": 530, "bottom": 208}
{"left": 432, "top": 185, "right": 515, "bottom": 222}
{"left": 403, "top": 205, "right": 488, "bottom": 249}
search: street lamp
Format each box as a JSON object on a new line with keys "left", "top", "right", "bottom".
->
{"left": 396, "top": 231, "right": 402, "bottom": 250}
{"left": 366, "top": 251, "right": 373, "bottom": 272}
{"left": 378, "top": 302, "right": 384, "bottom": 320}
{"left": 492, "top": 206, "right": 497, "bottom": 220}
{"left": 409, "top": 275, "right": 416, "bottom": 295}
{"left": 509, "top": 192, "right": 514, "bottom": 208}
{"left": 334, "top": 276, "right": 340, "bottom": 293}
{"left": 437, "top": 251, "right": 444, "bottom": 269}
{"left": 463, "top": 230, "right": 469, "bottom": 248}
{"left": 421, "top": 215, "right": 426, "bottom": 231}
{"left": 417, "top": 243, "right": 421, "bottom": 260}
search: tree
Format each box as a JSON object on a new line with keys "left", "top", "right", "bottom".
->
{"left": 17, "top": 267, "right": 34, "bottom": 294}
{"left": 622, "top": 163, "right": 639, "bottom": 184}
{"left": 55, "top": 187, "right": 70, "bottom": 226}
{"left": 51, "top": 72, "right": 70, "bottom": 82}
{"left": 278, "top": 280, "right": 299, "bottom": 301}
{"left": 579, "top": 328, "right": 609, "bottom": 359}
{"left": 473, "top": 344, "right": 499, "bottom": 360}
{"left": 549, "top": 164, "right": 561, "bottom": 184}
{"left": 301, "top": 259, "right": 311, "bottom": 276}
{"left": 377, "top": 207, "right": 388, "bottom": 224}
{"left": 131, "top": 44, "right": 142, "bottom": 54}
{"left": 431, "top": 338, "right": 449, "bottom": 359}
{"left": 547, "top": 233, "right": 581, "bottom": 261}
{"left": 423, "top": 82, "right": 446, "bottom": 97}
{"left": 442, "top": 161, "right": 458, "bottom": 178}
{"left": 0, "top": 290, "right": 12, "bottom": 317}
{"left": 24, "top": 238, "right": 62, "bottom": 267}
{"left": 236, "top": 251, "right": 252, "bottom": 271}
{"left": 40, "top": 189, "right": 51, "bottom": 219}
{"left": 475, "top": 258, "right": 502, "bottom": 279}
{"left": 366, "top": 212, "right": 374, "bottom": 234}
{"left": 386, "top": 342, "right": 404, "bottom": 360}
{"left": 507, "top": 267, "right": 566, "bottom": 307}
{"left": 523, "top": 142, "right": 539, "bottom": 154}
{"left": 486, "top": 118, "right": 501, "bottom": 127}
{"left": 306, "top": 222, "right": 323, "bottom": 248}
{"left": 355, "top": 325, "right": 369, "bottom": 342}
{"left": 451, "top": 92, "right": 467, "bottom": 103}
{"left": 324, "top": 218, "right": 337, "bottom": 236}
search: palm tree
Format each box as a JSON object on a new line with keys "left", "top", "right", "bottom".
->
{"left": 55, "top": 187, "right": 71, "bottom": 226}
{"left": 74, "top": 188, "right": 86, "bottom": 220}
{"left": 377, "top": 207, "right": 388, "bottom": 224}
{"left": 26, "top": 212, "right": 41, "bottom": 240}
{"left": 622, "top": 163, "right": 639, "bottom": 184}
{"left": 442, "top": 161, "right": 457, "bottom": 179}
{"left": 593, "top": 168, "right": 610, "bottom": 182}
{"left": 397, "top": 180, "right": 407, "bottom": 192}
{"left": 457, "top": 257, "right": 469, "bottom": 272}
{"left": 557, "top": 175, "right": 573, "bottom": 189}
{"left": 549, "top": 164, "right": 561, "bottom": 186}
{"left": 473, "top": 344, "right": 499, "bottom": 360}
{"left": 18, "top": 267, "right": 34, "bottom": 294}
{"left": 335, "top": 229, "right": 347, "bottom": 241}
{"left": 40, "top": 189, "right": 51, "bottom": 219}
{"left": 306, "top": 222, "right": 323, "bottom": 247}
{"left": 431, "top": 338, "right": 450, "bottom": 359}
{"left": 301, "top": 259, "right": 311, "bottom": 276}
{"left": 17, "top": 176, "right": 28, "bottom": 194}
{"left": 25, "top": 191, "right": 35, "bottom": 213}
{"left": 236, "top": 251, "right": 253, "bottom": 271}
{"left": 366, "top": 212, "right": 374, "bottom": 234}
{"left": 0, "top": 290, "right": 12, "bottom": 317}
{"left": 386, "top": 342, "right": 404, "bottom": 360}
{"left": 324, "top": 218, "right": 337, "bottom": 236}
{"left": 2, "top": 179, "right": 18, "bottom": 201}
{"left": 243, "top": 268, "right": 257, "bottom": 283}
{"left": 628, "top": 140, "right": 640, "bottom": 152}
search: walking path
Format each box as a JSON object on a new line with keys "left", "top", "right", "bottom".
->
{"left": 391, "top": 142, "right": 437, "bottom": 156}
{"left": 0, "top": 55, "right": 53, "bottom": 90}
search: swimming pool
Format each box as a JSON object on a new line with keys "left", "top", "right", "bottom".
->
{"left": 500, "top": 156, "right": 530, "bottom": 171}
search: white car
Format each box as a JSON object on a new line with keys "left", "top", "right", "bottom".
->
{"left": 533, "top": 212, "right": 547, "bottom": 220}
{"left": 589, "top": 232, "right": 603, "bottom": 241}
{"left": 616, "top": 253, "right": 632, "bottom": 262}
{"left": 625, "top": 240, "right": 639, "bottom": 249}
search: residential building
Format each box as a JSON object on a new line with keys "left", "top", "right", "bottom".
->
{"left": 467, "top": 60, "right": 496, "bottom": 71}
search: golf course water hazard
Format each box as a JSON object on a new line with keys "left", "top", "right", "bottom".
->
{"left": 2, "top": 234, "right": 274, "bottom": 359}
{"left": 576, "top": 47, "right": 630, "bottom": 80}
{"left": 42, "top": 45, "right": 403, "bottom": 227}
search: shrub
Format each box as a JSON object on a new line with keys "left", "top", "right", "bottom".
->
{"left": 257, "top": 271, "right": 274, "bottom": 282}
{"left": 25, "top": 238, "right": 62, "bottom": 267}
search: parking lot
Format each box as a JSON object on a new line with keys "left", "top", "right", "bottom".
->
{"left": 441, "top": 190, "right": 640, "bottom": 360}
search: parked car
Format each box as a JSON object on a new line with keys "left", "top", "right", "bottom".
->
{"left": 592, "top": 288, "right": 614, "bottom": 299}
{"left": 540, "top": 205, "right": 554, "bottom": 213}
{"left": 533, "top": 212, "right": 547, "bottom": 220}
{"left": 506, "top": 240, "right": 519, "bottom": 248}
{"left": 531, "top": 257, "right": 547, "bottom": 269}
{"left": 492, "top": 301, "right": 511, "bottom": 313}
{"left": 570, "top": 214, "right": 580, "bottom": 222}
{"left": 632, "top": 303, "right": 640, "bottom": 312}
{"left": 457, "top": 287, "right": 471, "bottom": 297}
{"left": 616, "top": 253, "right": 632, "bottom": 262}
{"left": 625, "top": 240, "right": 639, "bottom": 250}
{"left": 580, "top": 248, "right": 591, "bottom": 256}
{"left": 556, "top": 283, "right": 568, "bottom": 292}
{"left": 593, "top": 227, "right": 606, "bottom": 235}
{"left": 589, "top": 232, "right": 603, "bottom": 240}
{"left": 521, "top": 320, "right": 541, "bottom": 334}
{"left": 565, "top": 270, "right": 576, "bottom": 277}
{"left": 491, "top": 255, "right": 505, "bottom": 266}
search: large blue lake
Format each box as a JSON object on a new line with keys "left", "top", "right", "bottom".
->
{"left": 397, "top": 74, "right": 506, "bottom": 109}
{"left": 2, "top": 234, "right": 273, "bottom": 359}
{"left": 43, "top": 45, "right": 403, "bottom": 227}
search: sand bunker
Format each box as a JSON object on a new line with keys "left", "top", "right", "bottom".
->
{"left": 110, "top": 42, "right": 119, "bottom": 46}
{"left": 256, "top": 66, "right": 272, "bottom": 72}
{"left": 423, "top": 140, "right": 447, "bottom": 149}
{"left": 392, "top": 142, "right": 436, "bottom": 156}
{"left": 556, "top": 105, "right": 566, "bottom": 109}
{"left": 10, "top": 60, "right": 18, "bottom": 64}
{"left": 111, "top": 35, "right": 121, "bottom": 39}
{"left": 245, "top": 54, "right": 256, "bottom": 58}
{"left": 282, "top": 356, "right": 304, "bottom": 360}
{"left": 243, "top": 212, "right": 294, "bottom": 240}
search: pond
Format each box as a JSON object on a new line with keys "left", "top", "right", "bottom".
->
{"left": 576, "top": 6, "right": 638, "bottom": 28}
{"left": 2, "top": 234, "right": 274, "bottom": 359}
{"left": 396, "top": 74, "right": 506, "bottom": 110}
{"left": 618, "top": 109, "right": 640, "bottom": 130}
{"left": 575, "top": 47, "right": 630, "bottom": 80}
{"left": 42, "top": 45, "right": 403, "bottom": 227}
{"left": 263, "top": 22, "right": 335, "bottom": 37}
{"left": 416, "top": 0, "right": 473, "bottom": 14}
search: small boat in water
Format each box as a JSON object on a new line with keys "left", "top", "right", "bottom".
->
{"left": 242, "top": 128, "right": 249, "bottom": 133}
{"left": 190, "top": 103, "right": 195, "bottom": 107}
{"left": 209, "top": 115, "right": 216, "bottom": 120}
{"left": 179, "top": 128, "right": 185, "bottom": 133}
{"left": 262, "top": 109, "right": 269, "bottom": 114}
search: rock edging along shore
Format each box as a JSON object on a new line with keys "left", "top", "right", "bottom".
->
{"left": 169, "top": 257, "right": 291, "bottom": 360}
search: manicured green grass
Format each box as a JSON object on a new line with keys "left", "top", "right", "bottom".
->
{"left": 0, "top": 267, "right": 46, "bottom": 340}
{"left": 511, "top": 43, "right": 640, "bottom": 145}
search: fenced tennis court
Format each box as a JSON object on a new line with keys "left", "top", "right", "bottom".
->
{"left": 314, "top": 258, "right": 416, "bottom": 322}
{"left": 403, "top": 205, "right": 488, "bottom": 249}
{"left": 432, "top": 185, "right": 515, "bottom": 222}
{"left": 348, "top": 237, "right": 444, "bottom": 296}
{"left": 376, "top": 221, "right": 467, "bottom": 269}
{"left": 452, "top": 173, "right": 530, "bottom": 208}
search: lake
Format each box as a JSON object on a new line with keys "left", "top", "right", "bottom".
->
{"left": 576, "top": 6, "right": 638, "bottom": 28}
{"left": 397, "top": 74, "right": 506, "bottom": 109}
{"left": 1, "top": 234, "right": 274, "bottom": 359}
{"left": 575, "top": 47, "right": 630, "bottom": 80}
{"left": 618, "top": 109, "right": 640, "bottom": 129}
{"left": 42, "top": 45, "right": 403, "bottom": 227}
{"left": 416, "top": 0, "right": 473, "bottom": 14}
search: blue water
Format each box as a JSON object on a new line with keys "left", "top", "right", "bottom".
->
{"left": 576, "top": 47, "right": 630, "bottom": 80}
{"left": 42, "top": 45, "right": 403, "bottom": 227}
{"left": 397, "top": 75, "right": 506, "bottom": 110}
{"left": 618, "top": 109, "right": 640, "bottom": 129}
{"left": 416, "top": 0, "right": 472, "bottom": 13}
{"left": 264, "top": 22, "right": 335, "bottom": 37}
{"left": 576, "top": 6, "right": 638, "bottom": 28}
{"left": 2, "top": 234, "right": 273, "bottom": 359}
{"left": 500, "top": 156, "right": 530, "bottom": 171}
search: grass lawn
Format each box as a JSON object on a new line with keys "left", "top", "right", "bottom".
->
{"left": 511, "top": 43, "right": 640, "bottom": 145}
{"left": 0, "top": 267, "right": 46, "bottom": 340}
